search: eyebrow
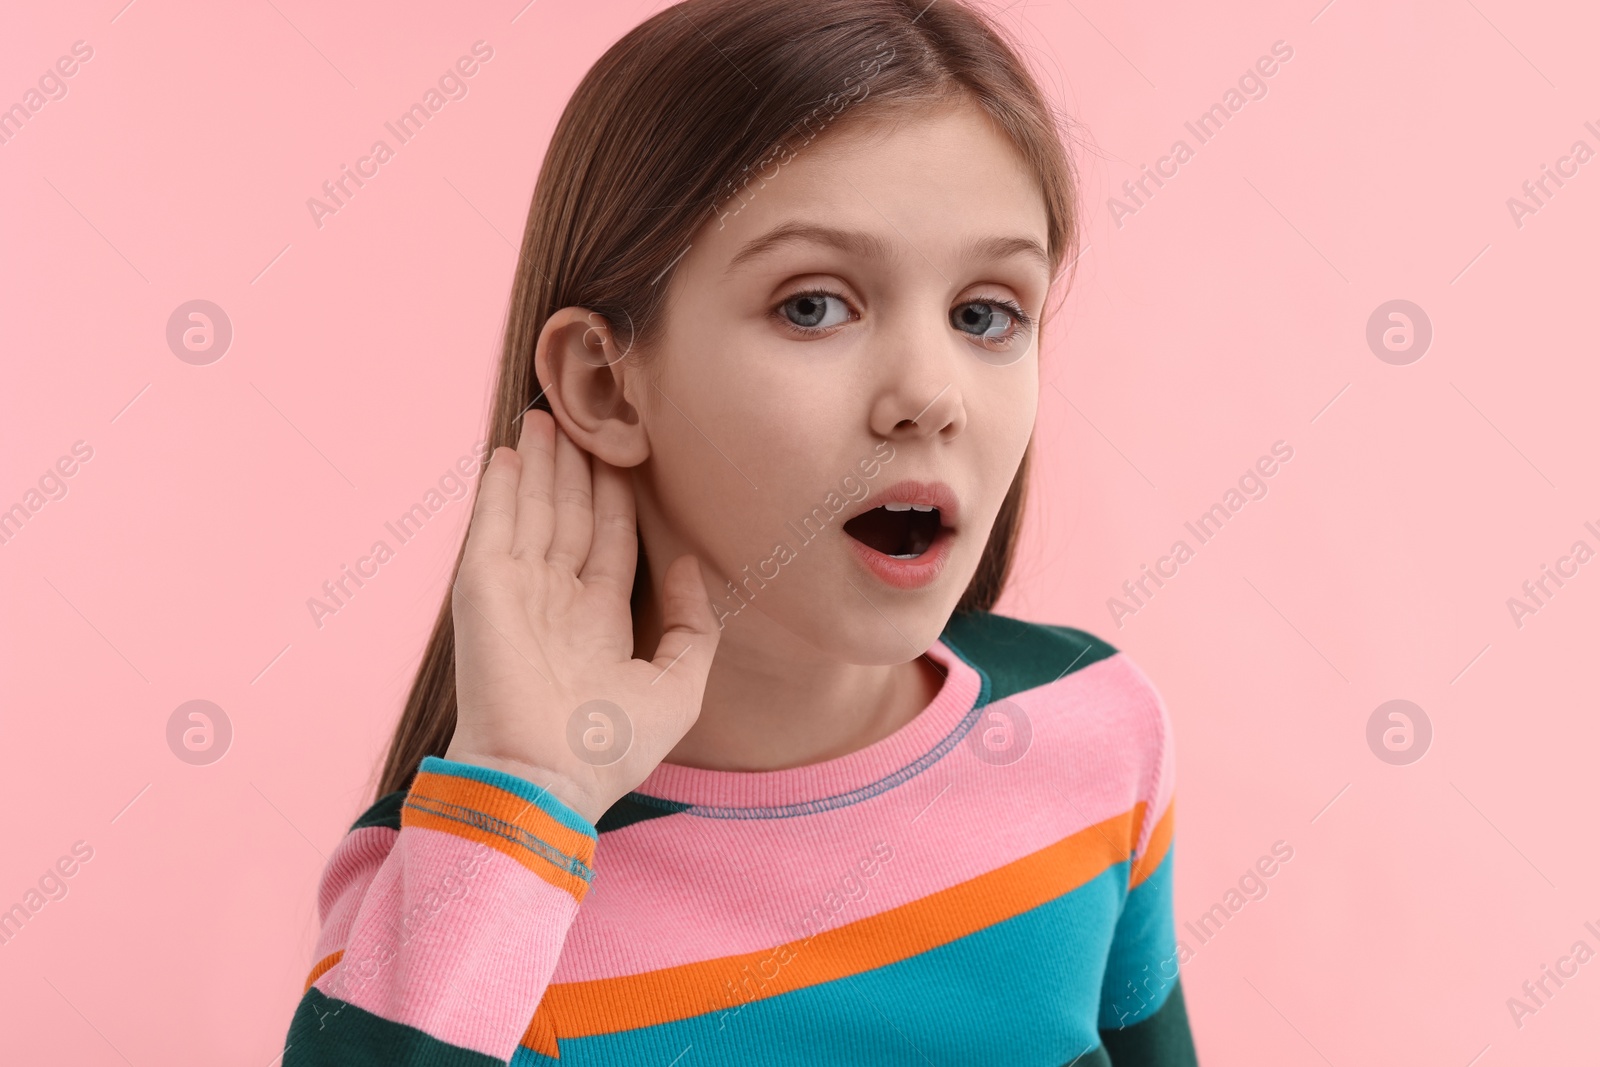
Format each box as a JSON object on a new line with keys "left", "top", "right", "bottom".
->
{"left": 725, "top": 223, "right": 892, "bottom": 273}
{"left": 965, "top": 234, "right": 1053, "bottom": 279}
{"left": 723, "top": 222, "right": 1052, "bottom": 280}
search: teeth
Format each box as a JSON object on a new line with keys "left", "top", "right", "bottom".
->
{"left": 910, "top": 504, "right": 934, "bottom": 512}
{"left": 882, "top": 502, "right": 913, "bottom": 512}
{"left": 889, "top": 552, "right": 920, "bottom": 559}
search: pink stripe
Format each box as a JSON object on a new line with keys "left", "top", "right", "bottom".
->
{"left": 1121, "top": 654, "right": 1177, "bottom": 861}
{"left": 553, "top": 652, "right": 1165, "bottom": 981}
{"left": 312, "top": 824, "right": 578, "bottom": 1060}
{"left": 309, "top": 825, "right": 398, "bottom": 965}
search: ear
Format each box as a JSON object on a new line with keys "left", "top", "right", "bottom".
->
{"left": 534, "top": 306, "right": 650, "bottom": 467}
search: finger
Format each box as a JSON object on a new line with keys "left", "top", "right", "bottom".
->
{"left": 462, "top": 446, "right": 521, "bottom": 560}
{"left": 578, "top": 458, "right": 638, "bottom": 593}
{"left": 510, "top": 410, "right": 557, "bottom": 560}
{"left": 545, "top": 422, "right": 595, "bottom": 574}
{"left": 650, "top": 554, "right": 722, "bottom": 684}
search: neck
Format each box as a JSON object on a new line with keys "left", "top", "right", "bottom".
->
{"left": 632, "top": 572, "right": 943, "bottom": 773}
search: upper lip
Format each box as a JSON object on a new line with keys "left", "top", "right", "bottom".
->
{"left": 845, "top": 479, "right": 961, "bottom": 529}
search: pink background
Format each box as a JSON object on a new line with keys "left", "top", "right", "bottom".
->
{"left": 3, "top": 0, "right": 1597, "bottom": 1062}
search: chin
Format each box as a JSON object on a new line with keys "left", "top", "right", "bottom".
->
{"left": 794, "top": 577, "right": 969, "bottom": 666}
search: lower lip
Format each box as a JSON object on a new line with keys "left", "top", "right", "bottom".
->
{"left": 846, "top": 527, "right": 955, "bottom": 590}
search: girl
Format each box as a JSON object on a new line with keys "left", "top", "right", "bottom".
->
{"left": 282, "top": 0, "right": 1196, "bottom": 1063}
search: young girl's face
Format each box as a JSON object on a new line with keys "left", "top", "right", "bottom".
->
{"left": 629, "top": 99, "right": 1051, "bottom": 662}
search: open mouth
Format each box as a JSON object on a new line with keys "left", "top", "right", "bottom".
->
{"left": 842, "top": 503, "right": 944, "bottom": 559}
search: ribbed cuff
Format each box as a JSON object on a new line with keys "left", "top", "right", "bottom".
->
{"left": 402, "top": 755, "right": 597, "bottom": 901}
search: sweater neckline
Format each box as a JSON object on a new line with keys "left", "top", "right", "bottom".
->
{"left": 631, "top": 638, "right": 984, "bottom": 817}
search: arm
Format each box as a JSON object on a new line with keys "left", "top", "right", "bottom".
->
{"left": 1096, "top": 674, "right": 1199, "bottom": 1066}
{"left": 282, "top": 755, "right": 596, "bottom": 1066}
{"left": 1096, "top": 814, "right": 1197, "bottom": 1066}
{"left": 279, "top": 414, "right": 720, "bottom": 1063}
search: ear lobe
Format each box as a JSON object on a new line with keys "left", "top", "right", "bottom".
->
{"left": 534, "top": 306, "right": 650, "bottom": 468}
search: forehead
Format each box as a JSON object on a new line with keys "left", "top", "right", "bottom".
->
{"left": 689, "top": 101, "right": 1051, "bottom": 279}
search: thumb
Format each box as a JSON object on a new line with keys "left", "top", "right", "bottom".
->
{"left": 650, "top": 554, "right": 722, "bottom": 681}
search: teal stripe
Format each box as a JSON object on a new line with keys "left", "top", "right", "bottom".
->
{"left": 530, "top": 862, "right": 1130, "bottom": 1066}
{"left": 1098, "top": 845, "right": 1179, "bottom": 1028}
{"left": 418, "top": 755, "right": 597, "bottom": 839}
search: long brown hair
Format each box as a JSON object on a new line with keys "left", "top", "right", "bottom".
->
{"left": 376, "top": 0, "right": 1082, "bottom": 798}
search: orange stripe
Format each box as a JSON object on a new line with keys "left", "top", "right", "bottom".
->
{"left": 406, "top": 769, "right": 597, "bottom": 861}
{"left": 303, "top": 949, "right": 343, "bottom": 994}
{"left": 1129, "top": 794, "right": 1175, "bottom": 888}
{"left": 532, "top": 802, "right": 1144, "bottom": 1039}
{"left": 404, "top": 805, "right": 591, "bottom": 901}
{"left": 521, "top": 1000, "right": 561, "bottom": 1058}
{"left": 403, "top": 769, "right": 596, "bottom": 902}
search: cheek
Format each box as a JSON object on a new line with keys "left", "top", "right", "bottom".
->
{"left": 656, "top": 320, "right": 858, "bottom": 488}
{"left": 963, "top": 366, "right": 1037, "bottom": 532}
{"left": 644, "top": 351, "right": 839, "bottom": 570}
{"left": 975, "top": 363, "right": 1038, "bottom": 465}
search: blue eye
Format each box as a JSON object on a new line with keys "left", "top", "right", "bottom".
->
{"left": 951, "top": 299, "right": 1031, "bottom": 346}
{"left": 779, "top": 291, "right": 852, "bottom": 331}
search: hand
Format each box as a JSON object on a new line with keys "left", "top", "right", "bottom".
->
{"left": 444, "top": 409, "right": 721, "bottom": 826}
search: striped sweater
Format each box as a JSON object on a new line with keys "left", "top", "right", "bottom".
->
{"left": 282, "top": 611, "right": 1197, "bottom": 1065}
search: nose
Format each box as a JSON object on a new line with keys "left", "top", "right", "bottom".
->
{"left": 867, "top": 318, "right": 968, "bottom": 444}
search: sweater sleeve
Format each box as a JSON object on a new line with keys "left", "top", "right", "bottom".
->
{"left": 282, "top": 755, "right": 597, "bottom": 1066}
{"left": 1095, "top": 670, "right": 1199, "bottom": 1066}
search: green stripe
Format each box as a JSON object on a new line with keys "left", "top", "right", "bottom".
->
{"left": 349, "top": 792, "right": 405, "bottom": 833}
{"left": 597, "top": 793, "right": 692, "bottom": 834}
{"left": 284, "top": 987, "right": 503, "bottom": 1066}
{"left": 940, "top": 610, "right": 1119, "bottom": 702}
{"left": 1098, "top": 976, "right": 1198, "bottom": 1066}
